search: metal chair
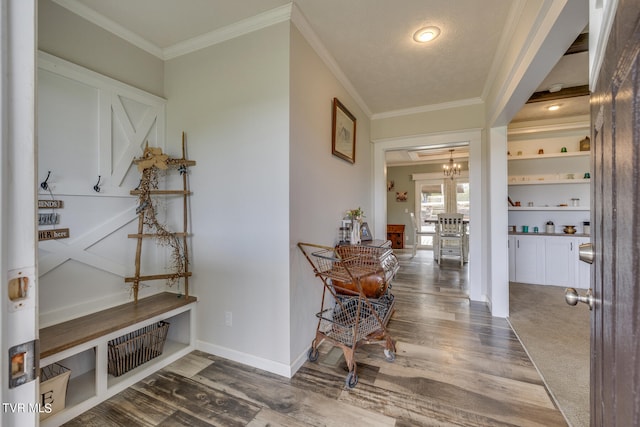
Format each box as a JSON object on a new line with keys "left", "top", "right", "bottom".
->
{"left": 436, "top": 213, "right": 464, "bottom": 267}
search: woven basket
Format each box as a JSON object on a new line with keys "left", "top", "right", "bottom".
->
{"left": 107, "top": 321, "right": 170, "bottom": 377}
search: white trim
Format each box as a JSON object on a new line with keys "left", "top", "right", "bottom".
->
{"left": 488, "top": 126, "right": 509, "bottom": 317}
{"left": 47, "top": 1, "right": 528, "bottom": 123}
{"left": 51, "top": 0, "right": 164, "bottom": 58}
{"left": 372, "top": 129, "right": 484, "bottom": 303}
{"left": 290, "top": 3, "right": 372, "bottom": 118}
{"left": 508, "top": 118, "right": 590, "bottom": 136}
{"left": 371, "top": 98, "right": 483, "bottom": 120}
{"left": 412, "top": 171, "right": 469, "bottom": 181}
{"left": 38, "top": 207, "right": 138, "bottom": 277}
{"left": 51, "top": 0, "right": 293, "bottom": 61}
{"left": 486, "top": 0, "right": 565, "bottom": 126}
{"left": 589, "top": 0, "right": 618, "bottom": 90}
{"left": 164, "top": 4, "right": 293, "bottom": 60}
{"left": 197, "top": 340, "right": 293, "bottom": 378}
{"left": 38, "top": 51, "right": 167, "bottom": 104}
{"left": 481, "top": 0, "right": 527, "bottom": 102}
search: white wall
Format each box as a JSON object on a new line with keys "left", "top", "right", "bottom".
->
{"left": 165, "top": 23, "right": 293, "bottom": 374}
{"left": 289, "top": 24, "right": 373, "bottom": 369}
{"left": 36, "top": 54, "right": 167, "bottom": 327}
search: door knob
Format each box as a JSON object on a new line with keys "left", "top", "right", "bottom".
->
{"left": 565, "top": 287, "right": 594, "bottom": 310}
{"left": 579, "top": 242, "right": 594, "bottom": 264}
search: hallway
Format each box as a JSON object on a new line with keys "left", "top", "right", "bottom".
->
{"left": 65, "top": 250, "right": 566, "bottom": 426}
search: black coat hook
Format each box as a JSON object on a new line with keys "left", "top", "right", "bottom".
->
{"left": 93, "top": 175, "right": 102, "bottom": 192}
{"left": 40, "top": 171, "right": 51, "bottom": 191}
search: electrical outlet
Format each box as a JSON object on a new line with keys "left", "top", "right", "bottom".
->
{"left": 224, "top": 311, "right": 232, "bottom": 326}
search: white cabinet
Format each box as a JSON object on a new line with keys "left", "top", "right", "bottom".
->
{"left": 510, "top": 234, "right": 587, "bottom": 288}
{"left": 514, "top": 235, "right": 545, "bottom": 284}
{"left": 508, "top": 236, "right": 516, "bottom": 281}
{"left": 544, "top": 237, "right": 575, "bottom": 286}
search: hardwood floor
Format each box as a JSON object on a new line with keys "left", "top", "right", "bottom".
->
{"left": 65, "top": 250, "right": 567, "bottom": 426}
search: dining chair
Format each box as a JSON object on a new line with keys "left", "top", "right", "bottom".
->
{"left": 436, "top": 213, "right": 464, "bottom": 267}
{"left": 409, "top": 213, "right": 431, "bottom": 258}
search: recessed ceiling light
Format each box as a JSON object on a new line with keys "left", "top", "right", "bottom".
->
{"left": 549, "top": 83, "right": 563, "bottom": 93}
{"left": 413, "top": 26, "right": 441, "bottom": 43}
{"left": 547, "top": 104, "right": 560, "bottom": 111}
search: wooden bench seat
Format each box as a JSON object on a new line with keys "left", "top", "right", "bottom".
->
{"left": 40, "top": 292, "right": 197, "bottom": 359}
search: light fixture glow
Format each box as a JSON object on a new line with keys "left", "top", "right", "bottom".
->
{"left": 443, "top": 149, "right": 460, "bottom": 177}
{"left": 413, "top": 26, "right": 441, "bottom": 43}
{"left": 547, "top": 104, "right": 560, "bottom": 111}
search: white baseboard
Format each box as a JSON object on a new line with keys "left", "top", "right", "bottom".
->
{"left": 197, "top": 340, "right": 299, "bottom": 378}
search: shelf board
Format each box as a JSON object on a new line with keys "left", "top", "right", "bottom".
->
{"left": 129, "top": 189, "right": 192, "bottom": 195}
{"left": 127, "top": 232, "right": 189, "bottom": 238}
{"left": 124, "top": 272, "right": 192, "bottom": 283}
{"left": 508, "top": 178, "right": 590, "bottom": 186}
{"left": 509, "top": 232, "right": 590, "bottom": 237}
{"left": 509, "top": 206, "right": 589, "bottom": 211}
{"left": 40, "top": 292, "right": 197, "bottom": 359}
{"left": 508, "top": 151, "right": 589, "bottom": 160}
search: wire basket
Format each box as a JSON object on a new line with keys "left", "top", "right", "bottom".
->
{"left": 107, "top": 321, "right": 170, "bottom": 377}
{"left": 313, "top": 246, "right": 396, "bottom": 281}
{"left": 316, "top": 293, "right": 394, "bottom": 346}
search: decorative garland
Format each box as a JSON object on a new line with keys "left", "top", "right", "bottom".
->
{"left": 135, "top": 146, "right": 186, "bottom": 288}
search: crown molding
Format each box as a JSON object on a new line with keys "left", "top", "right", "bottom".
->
{"left": 371, "top": 97, "right": 484, "bottom": 121}
{"left": 164, "top": 4, "right": 293, "bottom": 60}
{"left": 52, "top": 0, "right": 293, "bottom": 61}
{"left": 290, "top": 4, "right": 372, "bottom": 118}
{"left": 52, "top": 0, "right": 164, "bottom": 58}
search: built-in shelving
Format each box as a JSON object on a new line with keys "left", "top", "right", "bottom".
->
{"left": 509, "top": 206, "right": 589, "bottom": 211}
{"left": 508, "top": 178, "right": 590, "bottom": 185}
{"left": 508, "top": 151, "right": 589, "bottom": 161}
{"left": 39, "top": 292, "right": 197, "bottom": 427}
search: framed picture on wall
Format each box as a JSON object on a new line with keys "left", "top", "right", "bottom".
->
{"left": 331, "top": 97, "right": 357, "bottom": 163}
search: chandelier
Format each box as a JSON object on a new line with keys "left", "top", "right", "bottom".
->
{"left": 443, "top": 149, "right": 461, "bottom": 177}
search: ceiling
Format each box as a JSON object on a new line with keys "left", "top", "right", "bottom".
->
{"left": 51, "top": 0, "right": 588, "bottom": 164}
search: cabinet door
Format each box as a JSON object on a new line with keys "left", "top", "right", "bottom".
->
{"left": 515, "top": 236, "right": 544, "bottom": 284}
{"left": 508, "top": 236, "right": 516, "bottom": 281}
{"left": 544, "top": 237, "right": 575, "bottom": 286}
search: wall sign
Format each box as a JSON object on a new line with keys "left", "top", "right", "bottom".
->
{"left": 38, "top": 228, "right": 69, "bottom": 241}
{"left": 38, "top": 213, "right": 60, "bottom": 226}
{"left": 38, "top": 200, "right": 63, "bottom": 209}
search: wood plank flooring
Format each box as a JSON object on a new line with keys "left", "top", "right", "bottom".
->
{"left": 65, "top": 250, "right": 567, "bottom": 426}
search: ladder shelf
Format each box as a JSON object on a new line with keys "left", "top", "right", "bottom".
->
{"left": 124, "top": 133, "right": 195, "bottom": 303}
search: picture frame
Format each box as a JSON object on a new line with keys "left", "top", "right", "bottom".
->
{"left": 331, "top": 97, "right": 357, "bottom": 163}
{"left": 360, "top": 222, "right": 372, "bottom": 241}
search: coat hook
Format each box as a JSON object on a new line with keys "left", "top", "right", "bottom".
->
{"left": 40, "top": 171, "right": 51, "bottom": 191}
{"left": 93, "top": 175, "right": 102, "bottom": 193}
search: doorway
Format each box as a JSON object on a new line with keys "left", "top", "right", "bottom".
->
{"left": 372, "top": 129, "right": 483, "bottom": 302}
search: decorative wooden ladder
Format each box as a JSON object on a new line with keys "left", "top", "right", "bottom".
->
{"left": 125, "top": 133, "right": 195, "bottom": 302}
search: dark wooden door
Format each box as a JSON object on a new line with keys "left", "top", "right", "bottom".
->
{"left": 590, "top": 1, "right": 640, "bottom": 425}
